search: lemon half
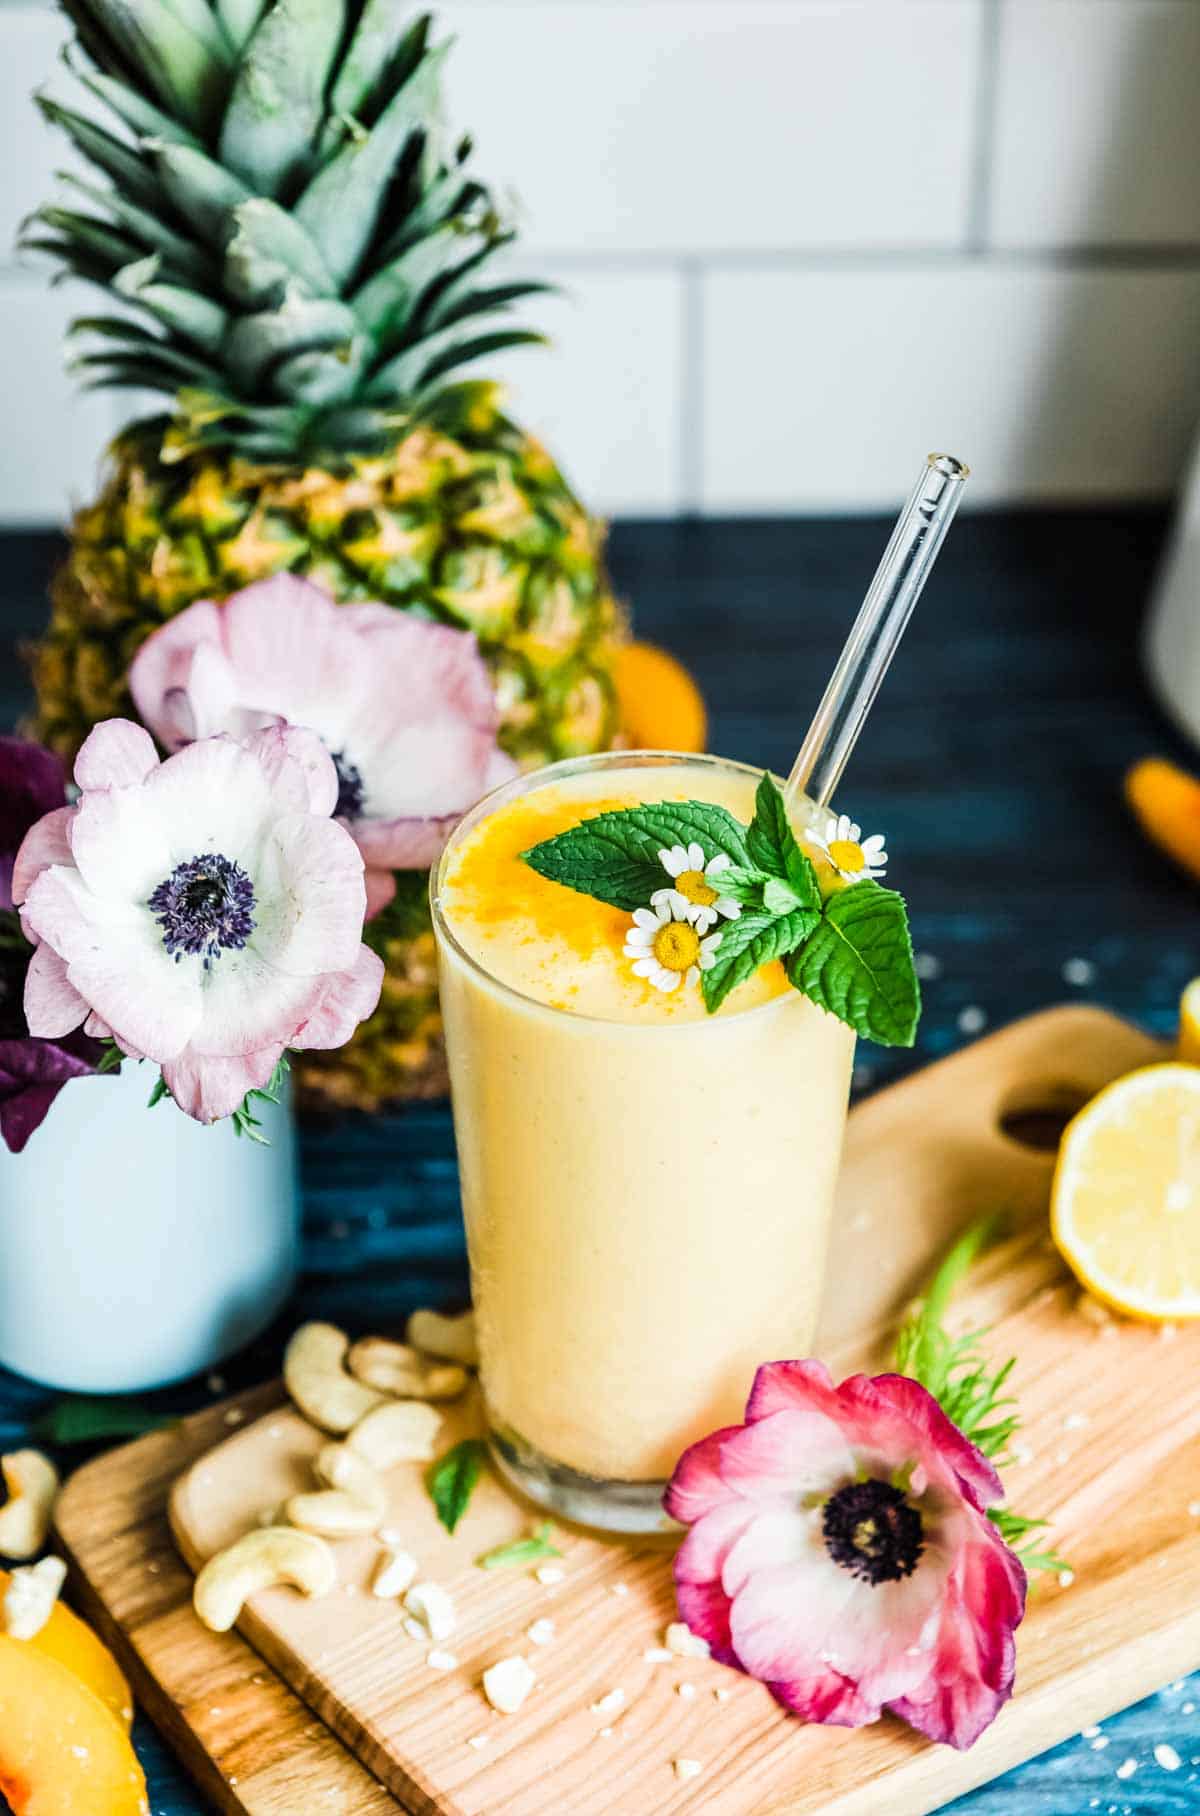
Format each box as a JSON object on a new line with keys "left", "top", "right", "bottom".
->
{"left": 1051, "top": 1063, "right": 1200, "bottom": 1321}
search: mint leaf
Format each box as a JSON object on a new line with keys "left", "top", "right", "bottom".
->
{"left": 705, "top": 863, "right": 770, "bottom": 907}
{"left": 426, "top": 1437, "right": 487, "bottom": 1534}
{"left": 522, "top": 800, "right": 752, "bottom": 911}
{"left": 702, "top": 906, "right": 818, "bottom": 1015}
{"left": 745, "top": 776, "right": 820, "bottom": 908}
{"left": 763, "top": 877, "right": 803, "bottom": 915}
{"left": 785, "top": 880, "right": 920, "bottom": 1046}
{"left": 476, "top": 1521, "right": 562, "bottom": 1569}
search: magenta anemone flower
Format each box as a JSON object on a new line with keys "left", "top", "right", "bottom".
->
{"left": 13, "top": 719, "right": 383, "bottom": 1125}
{"left": 665, "top": 1359, "right": 1026, "bottom": 1750}
{"left": 0, "top": 736, "right": 101, "bottom": 1152}
{"left": 128, "top": 575, "right": 518, "bottom": 916}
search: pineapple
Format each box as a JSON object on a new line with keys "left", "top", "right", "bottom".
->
{"left": 25, "top": 0, "right": 624, "bottom": 1108}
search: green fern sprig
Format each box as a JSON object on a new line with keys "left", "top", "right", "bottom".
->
{"left": 895, "top": 1213, "right": 1066, "bottom": 1577}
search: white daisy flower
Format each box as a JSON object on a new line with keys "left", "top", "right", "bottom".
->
{"left": 652, "top": 843, "right": 742, "bottom": 932}
{"left": 807, "top": 812, "right": 888, "bottom": 883}
{"left": 625, "top": 900, "right": 723, "bottom": 994}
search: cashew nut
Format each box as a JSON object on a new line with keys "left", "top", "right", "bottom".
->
{"left": 286, "top": 1442, "right": 388, "bottom": 1538}
{"left": 347, "top": 1401, "right": 442, "bottom": 1470}
{"left": 406, "top": 1308, "right": 479, "bottom": 1368}
{"left": 284, "top": 1322, "right": 387, "bottom": 1433}
{"left": 2, "top": 1556, "right": 68, "bottom": 1640}
{"left": 347, "top": 1337, "right": 468, "bottom": 1402}
{"left": 193, "top": 1527, "right": 336, "bottom": 1633}
{"left": 0, "top": 1451, "right": 60, "bottom": 1561}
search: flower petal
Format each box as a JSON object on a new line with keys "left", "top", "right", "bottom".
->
{"left": 665, "top": 1425, "right": 743, "bottom": 1526}
{"left": 10, "top": 806, "right": 76, "bottom": 910}
{"left": 242, "top": 722, "right": 338, "bottom": 819}
{"left": 74, "top": 719, "right": 160, "bottom": 791}
{"left": 251, "top": 813, "right": 366, "bottom": 976}
{"left": 353, "top": 812, "right": 470, "bottom": 871}
{"left": 187, "top": 949, "right": 328, "bottom": 1059}
{"left": 290, "top": 944, "right": 384, "bottom": 1051}
{"left": 128, "top": 598, "right": 224, "bottom": 746}
{"left": 0, "top": 1036, "right": 96, "bottom": 1154}
{"left": 364, "top": 866, "right": 397, "bottom": 920}
{"left": 22, "top": 941, "right": 89, "bottom": 1039}
{"left": 887, "top": 1512, "right": 1025, "bottom": 1749}
{"left": 161, "top": 1041, "right": 284, "bottom": 1124}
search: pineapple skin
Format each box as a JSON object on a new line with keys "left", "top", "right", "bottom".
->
{"left": 33, "top": 397, "right": 624, "bottom": 1111}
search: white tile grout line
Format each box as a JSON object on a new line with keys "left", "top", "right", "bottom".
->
{"left": 966, "top": 0, "right": 1003, "bottom": 254}
{"left": 678, "top": 257, "right": 704, "bottom": 518}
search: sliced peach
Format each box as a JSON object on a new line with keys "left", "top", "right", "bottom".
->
{"left": 0, "top": 1569, "right": 133, "bottom": 1730}
{"left": 1126, "top": 756, "right": 1200, "bottom": 883}
{"left": 0, "top": 1635, "right": 148, "bottom": 1816}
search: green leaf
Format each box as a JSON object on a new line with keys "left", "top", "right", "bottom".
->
{"left": 231, "top": 1054, "right": 289, "bottom": 1144}
{"left": 95, "top": 1040, "right": 124, "bottom": 1075}
{"left": 35, "top": 97, "right": 163, "bottom": 216}
{"left": 148, "top": 141, "right": 254, "bottom": 251}
{"left": 371, "top": 326, "right": 544, "bottom": 404}
{"left": 476, "top": 1522, "right": 561, "bottom": 1570}
{"left": 115, "top": 255, "right": 229, "bottom": 355}
{"left": 224, "top": 199, "right": 336, "bottom": 308}
{"left": 326, "top": 5, "right": 430, "bottom": 142}
{"left": 82, "top": 0, "right": 231, "bottom": 135}
{"left": 785, "top": 880, "right": 920, "bottom": 1047}
{"left": 147, "top": 1073, "right": 170, "bottom": 1108}
{"left": 34, "top": 1395, "right": 177, "bottom": 1445}
{"left": 219, "top": 0, "right": 346, "bottom": 197}
{"left": 745, "top": 774, "right": 821, "bottom": 908}
{"left": 54, "top": 176, "right": 215, "bottom": 287}
{"left": 701, "top": 906, "right": 818, "bottom": 1015}
{"left": 521, "top": 799, "right": 754, "bottom": 912}
{"left": 295, "top": 38, "right": 453, "bottom": 291}
{"left": 426, "top": 1437, "right": 487, "bottom": 1534}
{"left": 225, "top": 296, "right": 360, "bottom": 393}
{"left": 763, "top": 877, "right": 802, "bottom": 915}
{"left": 64, "top": 50, "right": 205, "bottom": 150}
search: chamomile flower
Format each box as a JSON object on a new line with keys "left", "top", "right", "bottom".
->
{"left": 625, "top": 900, "right": 723, "bottom": 994}
{"left": 652, "top": 843, "right": 742, "bottom": 932}
{"left": 807, "top": 813, "right": 888, "bottom": 883}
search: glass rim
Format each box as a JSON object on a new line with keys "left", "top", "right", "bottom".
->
{"left": 430, "top": 748, "right": 808, "bottom": 1033}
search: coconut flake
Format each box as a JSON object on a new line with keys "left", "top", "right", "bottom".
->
{"left": 483, "top": 1655, "right": 536, "bottom": 1714}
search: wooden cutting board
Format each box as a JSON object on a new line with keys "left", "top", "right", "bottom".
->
{"left": 55, "top": 1005, "right": 1200, "bottom": 1816}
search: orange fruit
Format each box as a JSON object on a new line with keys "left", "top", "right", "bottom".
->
{"left": 1126, "top": 757, "right": 1200, "bottom": 883}
{"left": 0, "top": 1635, "right": 148, "bottom": 1814}
{"left": 613, "top": 642, "right": 707, "bottom": 753}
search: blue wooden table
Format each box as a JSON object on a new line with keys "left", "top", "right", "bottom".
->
{"left": 3, "top": 507, "right": 1199, "bottom": 1813}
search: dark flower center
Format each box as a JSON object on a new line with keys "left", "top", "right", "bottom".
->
{"left": 148, "top": 854, "right": 256, "bottom": 970}
{"left": 822, "top": 1478, "right": 924, "bottom": 1585}
{"left": 330, "top": 749, "right": 366, "bottom": 821}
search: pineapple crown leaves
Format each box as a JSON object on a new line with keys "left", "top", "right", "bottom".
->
{"left": 24, "top": 0, "right": 553, "bottom": 461}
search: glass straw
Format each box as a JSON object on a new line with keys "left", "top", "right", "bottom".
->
{"left": 786, "top": 453, "right": 969, "bottom": 813}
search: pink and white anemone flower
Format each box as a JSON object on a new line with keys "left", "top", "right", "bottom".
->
{"left": 12, "top": 718, "right": 384, "bottom": 1126}
{"left": 128, "top": 574, "right": 519, "bottom": 918}
{"left": 665, "top": 1360, "right": 1026, "bottom": 1750}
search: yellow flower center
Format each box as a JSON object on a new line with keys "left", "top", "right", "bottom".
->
{"left": 675, "top": 868, "right": 718, "bottom": 907}
{"left": 653, "top": 920, "right": 702, "bottom": 973}
{"left": 828, "top": 838, "right": 866, "bottom": 873}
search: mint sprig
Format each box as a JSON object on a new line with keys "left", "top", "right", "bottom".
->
{"left": 521, "top": 800, "right": 750, "bottom": 911}
{"left": 520, "top": 773, "right": 920, "bottom": 1047}
{"left": 784, "top": 880, "right": 920, "bottom": 1047}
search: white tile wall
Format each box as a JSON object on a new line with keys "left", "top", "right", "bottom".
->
{"left": 2, "top": 0, "right": 1200, "bottom": 524}
{"left": 0, "top": 276, "right": 118, "bottom": 524}
{"left": 990, "top": 1, "right": 1200, "bottom": 249}
{"left": 701, "top": 261, "right": 1200, "bottom": 511}
{"left": 439, "top": 2, "right": 981, "bottom": 256}
{"left": 491, "top": 267, "right": 686, "bottom": 516}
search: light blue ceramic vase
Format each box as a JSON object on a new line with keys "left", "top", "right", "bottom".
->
{"left": 0, "top": 1059, "right": 299, "bottom": 1391}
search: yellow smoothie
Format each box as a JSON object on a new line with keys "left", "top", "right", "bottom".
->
{"left": 434, "top": 753, "right": 855, "bottom": 1498}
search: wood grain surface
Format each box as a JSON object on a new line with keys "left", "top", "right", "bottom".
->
{"left": 57, "top": 1005, "right": 1200, "bottom": 1816}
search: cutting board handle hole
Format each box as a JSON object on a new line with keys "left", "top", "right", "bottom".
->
{"left": 997, "top": 1082, "right": 1091, "bottom": 1153}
